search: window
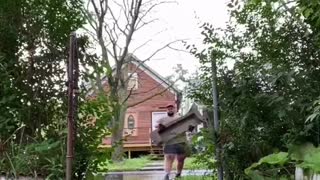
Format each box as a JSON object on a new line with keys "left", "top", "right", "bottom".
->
{"left": 127, "top": 73, "right": 138, "bottom": 90}
{"left": 127, "top": 115, "right": 135, "bottom": 129}
{"left": 123, "top": 113, "right": 137, "bottom": 136}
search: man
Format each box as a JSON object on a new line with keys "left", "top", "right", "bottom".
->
{"left": 156, "top": 104, "right": 188, "bottom": 179}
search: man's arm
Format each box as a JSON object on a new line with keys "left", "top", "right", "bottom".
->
{"left": 156, "top": 118, "right": 167, "bottom": 133}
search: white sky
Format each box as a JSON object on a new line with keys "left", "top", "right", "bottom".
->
{"left": 131, "top": 0, "right": 230, "bottom": 80}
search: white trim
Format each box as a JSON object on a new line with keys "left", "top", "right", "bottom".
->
{"left": 151, "top": 111, "right": 167, "bottom": 131}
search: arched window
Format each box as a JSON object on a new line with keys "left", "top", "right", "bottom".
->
{"left": 127, "top": 115, "right": 135, "bottom": 129}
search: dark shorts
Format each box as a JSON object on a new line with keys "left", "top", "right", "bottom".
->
{"left": 163, "top": 143, "right": 187, "bottom": 155}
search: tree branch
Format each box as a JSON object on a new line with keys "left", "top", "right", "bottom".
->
{"left": 135, "top": 18, "right": 159, "bottom": 31}
{"left": 141, "top": 39, "right": 185, "bottom": 61}
{"left": 136, "top": 1, "right": 175, "bottom": 28}
{"left": 89, "top": 0, "right": 114, "bottom": 87}
{"left": 167, "top": 44, "right": 190, "bottom": 53}
{"left": 132, "top": 39, "right": 153, "bottom": 54}
{"left": 108, "top": 6, "right": 128, "bottom": 36}
{"left": 127, "top": 79, "right": 179, "bottom": 108}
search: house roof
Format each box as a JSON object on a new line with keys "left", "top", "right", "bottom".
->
{"left": 86, "top": 54, "right": 181, "bottom": 97}
{"left": 128, "top": 54, "right": 180, "bottom": 95}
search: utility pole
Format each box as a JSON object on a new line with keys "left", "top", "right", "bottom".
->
{"left": 66, "top": 32, "right": 78, "bottom": 180}
{"left": 211, "top": 51, "right": 223, "bottom": 180}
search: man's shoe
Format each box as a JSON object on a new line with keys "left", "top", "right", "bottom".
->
{"left": 164, "top": 174, "right": 170, "bottom": 180}
{"left": 175, "top": 173, "right": 181, "bottom": 178}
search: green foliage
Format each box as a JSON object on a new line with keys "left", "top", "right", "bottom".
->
{"left": 190, "top": 129, "right": 216, "bottom": 171}
{"left": 0, "top": 0, "right": 114, "bottom": 178}
{"left": 290, "top": 143, "right": 320, "bottom": 173}
{"left": 74, "top": 94, "right": 113, "bottom": 178}
{"left": 306, "top": 99, "right": 320, "bottom": 123}
{"left": 0, "top": 139, "right": 63, "bottom": 178}
{"left": 186, "top": 0, "right": 320, "bottom": 178}
{"left": 246, "top": 143, "right": 320, "bottom": 178}
{"left": 0, "top": 0, "right": 84, "bottom": 139}
{"left": 298, "top": 0, "right": 320, "bottom": 33}
{"left": 184, "top": 157, "right": 214, "bottom": 170}
{"left": 249, "top": 152, "right": 289, "bottom": 169}
{"left": 98, "top": 156, "right": 151, "bottom": 172}
{"left": 245, "top": 152, "right": 291, "bottom": 178}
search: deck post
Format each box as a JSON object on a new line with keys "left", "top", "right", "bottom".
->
{"left": 128, "top": 150, "right": 131, "bottom": 159}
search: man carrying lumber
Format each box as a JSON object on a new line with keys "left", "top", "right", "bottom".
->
{"left": 156, "top": 104, "right": 189, "bottom": 179}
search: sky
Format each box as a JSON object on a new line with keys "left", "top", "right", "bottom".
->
{"left": 83, "top": 0, "right": 230, "bottom": 88}
{"left": 130, "top": 0, "right": 230, "bottom": 81}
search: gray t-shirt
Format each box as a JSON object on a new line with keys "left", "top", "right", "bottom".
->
{"left": 157, "top": 114, "right": 187, "bottom": 145}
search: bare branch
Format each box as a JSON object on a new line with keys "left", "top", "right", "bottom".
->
{"left": 132, "top": 28, "right": 168, "bottom": 53}
{"left": 121, "top": 0, "right": 130, "bottom": 25}
{"left": 112, "top": 0, "right": 123, "bottom": 8}
{"left": 108, "top": 6, "right": 128, "bottom": 36}
{"left": 129, "top": 0, "right": 135, "bottom": 18}
{"left": 83, "top": 1, "right": 99, "bottom": 32}
{"left": 127, "top": 79, "right": 179, "bottom": 108}
{"left": 121, "top": 69, "right": 155, "bottom": 104}
{"left": 142, "top": 39, "right": 185, "bottom": 61}
{"left": 91, "top": 0, "right": 100, "bottom": 17}
{"left": 167, "top": 45, "right": 190, "bottom": 53}
{"left": 122, "top": 86, "right": 134, "bottom": 104}
{"left": 105, "top": 24, "right": 119, "bottom": 61}
{"left": 82, "top": 10, "right": 98, "bottom": 33}
{"left": 121, "top": 61, "right": 147, "bottom": 87}
{"left": 132, "top": 39, "right": 153, "bottom": 54}
{"left": 142, "top": 0, "right": 157, "bottom": 6}
{"left": 107, "top": 48, "right": 116, "bottom": 59}
{"left": 136, "top": 1, "right": 175, "bottom": 28}
{"left": 81, "top": 27, "right": 98, "bottom": 41}
{"left": 88, "top": 0, "right": 114, "bottom": 86}
{"left": 99, "top": 0, "right": 104, "bottom": 16}
{"left": 135, "top": 18, "right": 159, "bottom": 31}
{"left": 115, "top": 0, "right": 143, "bottom": 88}
{"left": 132, "top": 79, "right": 168, "bottom": 95}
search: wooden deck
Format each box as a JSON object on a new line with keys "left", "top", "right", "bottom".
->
{"left": 100, "top": 127, "right": 163, "bottom": 158}
{"left": 100, "top": 143, "right": 163, "bottom": 159}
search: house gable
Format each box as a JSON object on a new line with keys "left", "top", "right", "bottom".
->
{"left": 126, "top": 61, "right": 177, "bottom": 108}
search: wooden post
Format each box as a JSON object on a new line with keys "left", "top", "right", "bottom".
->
{"left": 128, "top": 150, "right": 131, "bottom": 159}
{"left": 66, "top": 32, "right": 78, "bottom": 180}
{"left": 211, "top": 52, "right": 223, "bottom": 180}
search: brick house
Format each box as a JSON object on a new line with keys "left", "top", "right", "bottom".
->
{"left": 100, "top": 55, "right": 181, "bottom": 158}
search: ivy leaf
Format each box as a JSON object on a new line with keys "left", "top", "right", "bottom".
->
{"left": 228, "top": 3, "right": 234, "bottom": 8}
{"left": 304, "top": 8, "right": 313, "bottom": 18}
{"left": 245, "top": 152, "right": 289, "bottom": 175}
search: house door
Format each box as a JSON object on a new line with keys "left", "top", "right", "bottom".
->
{"left": 151, "top": 112, "right": 167, "bottom": 131}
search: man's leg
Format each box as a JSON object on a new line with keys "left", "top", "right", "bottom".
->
{"left": 164, "top": 154, "right": 175, "bottom": 175}
{"left": 176, "top": 154, "right": 186, "bottom": 177}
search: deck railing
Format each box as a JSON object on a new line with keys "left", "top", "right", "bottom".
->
{"left": 122, "top": 127, "right": 154, "bottom": 145}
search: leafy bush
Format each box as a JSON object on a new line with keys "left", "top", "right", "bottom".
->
{"left": 73, "top": 94, "right": 113, "bottom": 179}
{"left": 0, "top": 139, "right": 64, "bottom": 178}
{"left": 245, "top": 143, "right": 320, "bottom": 179}
{"left": 190, "top": 129, "right": 216, "bottom": 171}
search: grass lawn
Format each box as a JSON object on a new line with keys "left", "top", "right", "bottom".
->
{"left": 98, "top": 156, "right": 210, "bottom": 172}
{"left": 183, "top": 157, "right": 209, "bottom": 170}
{"left": 181, "top": 175, "right": 213, "bottom": 180}
{"left": 98, "top": 156, "right": 152, "bottom": 172}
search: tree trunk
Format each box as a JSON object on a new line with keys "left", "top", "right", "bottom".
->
{"left": 111, "top": 101, "right": 127, "bottom": 162}
{"left": 111, "top": 68, "right": 128, "bottom": 162}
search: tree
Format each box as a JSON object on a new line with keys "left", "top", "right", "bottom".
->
{"left": 0, "top": 0, "right": 84, "bottom": 140}
{"left": 83, "top": 0, "right": 180, "bottom": 161}
{"left": 187, "top": 0, "right": 320, "bottom": 178}
{"left": 0, "top": 0, "right": 88, "bottom": 177}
